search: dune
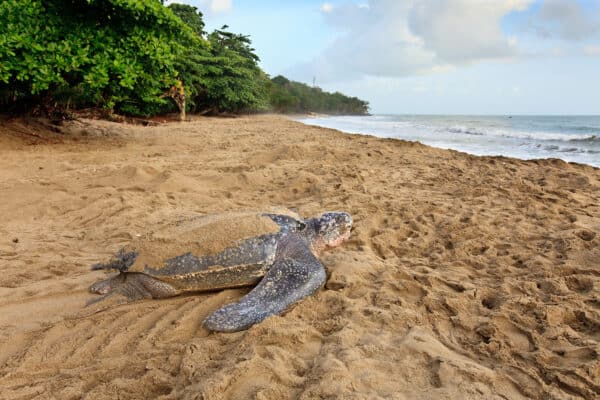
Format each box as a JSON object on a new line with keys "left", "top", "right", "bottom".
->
{"left": 0, "top": 114, "right": 598, "bottom": 399}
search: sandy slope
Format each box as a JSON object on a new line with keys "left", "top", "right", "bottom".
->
{"left": 0, "top": 115, "right": 598, "bottom": 400}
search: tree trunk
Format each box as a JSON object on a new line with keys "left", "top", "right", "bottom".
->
{"left": 179, "top": 96, "right": 186, "bottom": 121}
{"left": 168, "top": 81, "right": 186, "bottom": 121}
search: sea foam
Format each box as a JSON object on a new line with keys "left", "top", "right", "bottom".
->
{"left": 298, "top": 114, "right": 600, "bottom": 167}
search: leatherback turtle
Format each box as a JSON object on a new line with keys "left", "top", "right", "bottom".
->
{"left": 89, "top": 209, "right": 352, "bottom": 332}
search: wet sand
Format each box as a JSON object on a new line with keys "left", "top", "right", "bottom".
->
{"left": 0, "top": 114, "right": 598, "bottom": 399}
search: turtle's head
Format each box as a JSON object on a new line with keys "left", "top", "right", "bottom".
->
{"left": 306, "top": 212, "right": 353, "bottom": 252}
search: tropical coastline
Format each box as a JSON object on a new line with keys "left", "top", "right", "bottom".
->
{"left": 2, "top": 0, "right": 600, "bottom": 398}
{"left": 0, "top": 115, "right": 598, "bottom": 399}
{"left": 299, "top": 114, "right": 600, "bottom": 168}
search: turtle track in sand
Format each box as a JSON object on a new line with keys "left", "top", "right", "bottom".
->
{"left": 0, "top": 295, "right": 217, "bottom": 399}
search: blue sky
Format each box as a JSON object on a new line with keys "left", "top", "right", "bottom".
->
{"left": 169, "top": 0, "right": 600, "bottom": 115}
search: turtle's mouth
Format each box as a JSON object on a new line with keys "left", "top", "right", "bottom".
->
{"left": 318, "top": 228, "right": 352, "bottom": 252}
{"left": 311, "top": 211, "right": 353, "bottom": 253}
{"left": 311, "top": 229, "right": 351, "bottom": 254}
{"left": 329, "top": 229, "right": 351, "bottom": 247}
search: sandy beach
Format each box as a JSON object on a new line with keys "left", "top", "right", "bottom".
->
{"left": 0, "top": 114, "right": 598, "bottom": 399}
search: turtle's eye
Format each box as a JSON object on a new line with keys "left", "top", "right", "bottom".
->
{"left": 296, "top": 221, "right": 307, "bottom": 231}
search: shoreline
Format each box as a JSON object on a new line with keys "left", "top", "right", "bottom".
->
{"left": 296, "top": 114, "right": 600, "bottom": 169}
{"left": 1, "top": 114, "right": 598, "bottom": 399}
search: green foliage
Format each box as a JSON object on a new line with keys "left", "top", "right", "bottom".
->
{"left": 0, "top": 0, "right": 197, "bottom": 115}
{"left": 269, "top": 75, "right": 369, "bottom": 115}
{"left": 190, "top": 27, "right": 268, "bottom": 113}
{"left": 168, "top": 3, "right": 205, "bottom": 37}
{"left": 0, "top": 1, "right": 367, "bottom": 117}
{"left": 209, "top": 27, "right": 260, "bottom": 64}
{"left": 165, "top": 7, "right": 269, "bottom": 113}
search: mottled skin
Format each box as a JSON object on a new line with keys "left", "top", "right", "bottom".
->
{"left": 89, "top": 211, "right": 353, "bottom": 332}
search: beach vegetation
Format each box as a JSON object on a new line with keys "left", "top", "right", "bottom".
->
{"left": 268, "top": 75, "right": 370, "bottom": 115}
{"left": 0, "top": 0, "right": 368, "bottom": 117}
{"left": 170, "top": 5, "right": 270, "bottom": 114}
{"left": 0, "top": 0, "right": 195, "bottom": 116}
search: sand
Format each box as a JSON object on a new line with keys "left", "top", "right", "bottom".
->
{"left": 0, "top": 114, "right": 598, "bottom": 400}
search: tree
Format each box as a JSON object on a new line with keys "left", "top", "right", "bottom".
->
{"left": 0, "top": 1, "right": 367, "bottom": 118}
{"left": 268, "top": 75, "right": 369, "bottom": 115}
{"left": 168, "top": 4, "right": 269, "bottom": 114}
{"left": 0, "top": 0, "right": 197, "bottom": 116}
{"left": 189, "top": 27, "right": 269, "bottom": 113}
{"left": 168, "top": 3, "right": 205, "bottom": 37}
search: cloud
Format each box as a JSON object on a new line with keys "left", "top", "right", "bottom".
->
{"left": 583, "top": 45, "right": 600, "bottom": 56}
{"left": 409, "top": 0, "right": 530, "bottom": 63}
{"left": 290, "top": 0, "right": 532, "bottom": 83}
{"left": 321, "top": 3, "right": 333, "bottom": 13}
{"left": 531, "top": 0, "right": 600, "bottom": 41}
{"left": 208, "top": 0, "right": 232, "bottom": 13}
{"left": 181, "top": 0, "right": 232, "bottom": 15}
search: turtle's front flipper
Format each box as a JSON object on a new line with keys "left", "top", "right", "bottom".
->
{"left": 203, "top": 242, "right": 326, "bottom": 332}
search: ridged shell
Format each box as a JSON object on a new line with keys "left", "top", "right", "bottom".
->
{"left": 125, "top": 208, "right": 300, "bottom": 273}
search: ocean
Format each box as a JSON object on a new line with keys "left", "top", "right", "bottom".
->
{"left": 297, "top": 115, "right": 600, "bottom": 168}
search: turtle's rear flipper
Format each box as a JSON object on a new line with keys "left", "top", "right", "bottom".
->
{"left": 77, "top": 273, "right": 180, "bottom": 319}
{"left": 203, "top": 242, "right": 326, "bottom": 332}
{"left": 72, "top": 272, "right": 165, "bottom": 318}
{"left": 91, "top": 249, "right": 137, "bottom": 272}
{"left": 71, "top": 275, "right": 167, "bottom": 319}
{"left": 88, "top": 273, "right": 179, "bottom": 302}
{"left": 75, "top": 276, "right": 151, "bottom": 319}
{"left": 89, "top": 273, "right": 126, "bottom": 295}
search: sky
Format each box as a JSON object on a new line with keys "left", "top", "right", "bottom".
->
{"left": 168, "top": 0, "right": 600, "bottom": 115}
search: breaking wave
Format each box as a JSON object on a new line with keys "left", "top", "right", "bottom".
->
{"left": 297, "top": 114, "right": 600, "bottom": 167}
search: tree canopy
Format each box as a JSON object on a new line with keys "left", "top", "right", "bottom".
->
{"left": 269, "top": 76, "right": 369, "bottom": 115}
{"left": 169, "top": 4, "right": 269, "bottom": 114}
{"left": 0, "top": 1, "right": 369, "bottom": 117}
{"left": 0, "top": 0, "right": 197, "bottom": 115}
